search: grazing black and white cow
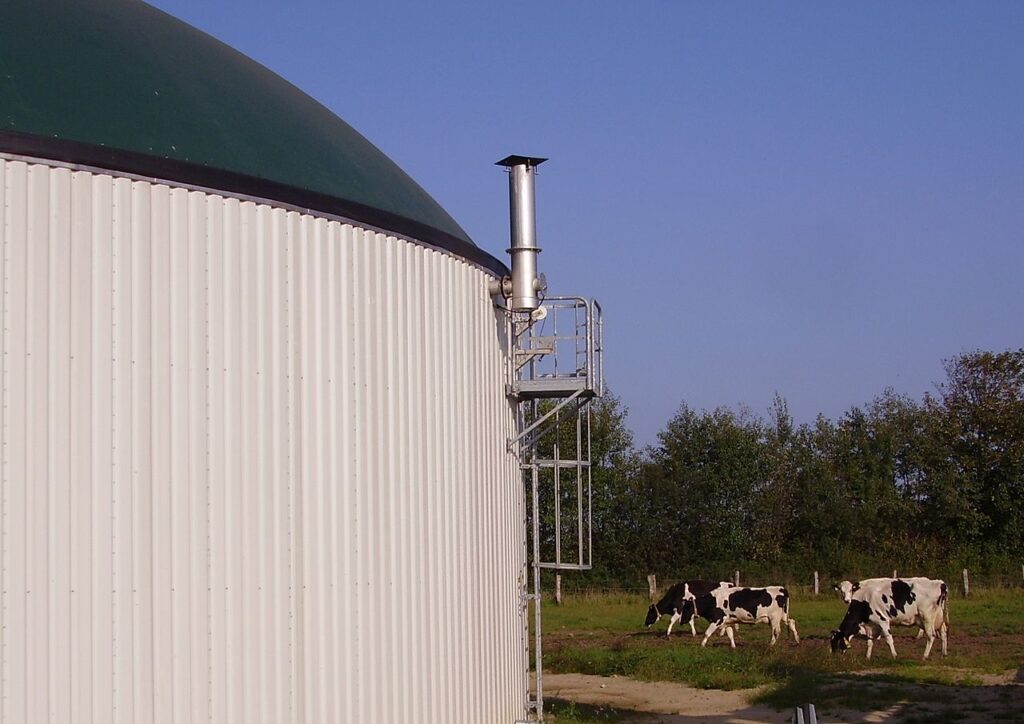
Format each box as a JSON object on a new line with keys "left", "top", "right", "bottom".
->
{"left": 680, "top": 585, "right": 799, "bottom": 648}
{"left": 830, "top": 578, "right": 949, "bottom": 659}
{"left": 834, "top": 576, "right": 943, "bottom": 640}
{"left": 644, "top": 580, "right": 733, "bottom": 637}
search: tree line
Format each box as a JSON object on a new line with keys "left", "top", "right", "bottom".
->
{"left": 574, "top": 348, "right": 1024, "bottom": 588}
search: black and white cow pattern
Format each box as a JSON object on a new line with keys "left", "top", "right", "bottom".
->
{"left": 644, "top": 580, "right": 733, "bottom": 636}
{"left": 680, "top": 585, "right": 799, "bottom": 648}
{"left": 830, "top": 578, "right": 949, "bottom": 659}
{"left": 834, "top": 576, "right": 936, "bottom": 641}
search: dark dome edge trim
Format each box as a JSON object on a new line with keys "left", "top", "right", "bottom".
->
{"left": 0, "top": 131, "right": 509, "bottom": 278}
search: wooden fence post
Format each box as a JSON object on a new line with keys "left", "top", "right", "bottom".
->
{"left": 734, "top": 570, "right": 740, "bottom": 587}
{"left": 555, "top": 574, "right": 562, "bottom": 605}
{"left": 1021, "top": 563, "right": 1023, "bottom": 586}
{"left": 892, "top": 569, "right": 898, "bottom": 579}
{"left": 814, "top": 571, "right": 819, "bottom": 596}
{"left": 963, "top": 568, "right": 970, "bottom": 598}
{"left": 647, "top": 574, "right": 657, "bottom": 602}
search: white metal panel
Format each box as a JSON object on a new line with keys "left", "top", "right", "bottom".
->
{"left": 0, "top": 157, "right": 527, "bottom": 723}
{"left": 69, "top": 169, "right": 95, "bottom": 723}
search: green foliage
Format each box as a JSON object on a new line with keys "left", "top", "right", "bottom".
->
{"left": 581, "top": 349, "right": 1024, "bottom": 585}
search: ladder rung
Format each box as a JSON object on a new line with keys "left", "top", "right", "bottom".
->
{"left": 515, "top": 347, "right": 554, "bottom": 358}
{"left": 521, "top": 459, "right": 591, "bottom": 468}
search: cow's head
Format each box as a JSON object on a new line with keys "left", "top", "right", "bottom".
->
{"left": 835, "top": 580, "right": 856, "bottom": 603}
{"left": 830, "top": 628, "right": 852, "bottom": 654}
{"left": 831, "top": 598, "right": 871, "bottom": 653}
{"left": 644, "top": 604, "right": 660, "bottom": 628}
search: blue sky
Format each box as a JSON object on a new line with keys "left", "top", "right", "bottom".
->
{"left": 150, "top": 1, "right": 1023, "bottom": 447}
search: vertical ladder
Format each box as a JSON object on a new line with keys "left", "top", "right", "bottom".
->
{"left": 507, "top": 297, "right": 603, "bottom": 722}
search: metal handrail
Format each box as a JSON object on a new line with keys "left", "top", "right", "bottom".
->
{"left": 511, "top": 296, "right": 602, "bottom": 399}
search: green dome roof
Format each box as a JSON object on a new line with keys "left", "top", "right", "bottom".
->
{"left": 0, "top": 0, "right": 504, "bottom": 275}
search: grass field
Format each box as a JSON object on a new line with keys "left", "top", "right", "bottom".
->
{"left": 539, "top": 588, "right": 1024, "bottom": 722}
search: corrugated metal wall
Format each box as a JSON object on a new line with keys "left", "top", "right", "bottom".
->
{"left": 0, "top": 157, "right": 527, "bottom": 723}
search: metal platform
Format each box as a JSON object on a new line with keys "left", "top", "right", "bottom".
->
{"left": 509, "top": 376, "right": 595, "bottom": 400}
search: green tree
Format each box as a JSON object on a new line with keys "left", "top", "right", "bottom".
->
{"left": 551, "top": 348, "right": 1024, "bottom": 588}
{"left": 647, "top": 403, "right": 767, "bottom": 575}
{"left": 585, "top": 391, "right": 644, "bottom": 583}
{"left": 930, "top": 349, "right": 1024, "bottom": 558}
{"left": 753, "top": 398, "right": 841, "bottom": 571}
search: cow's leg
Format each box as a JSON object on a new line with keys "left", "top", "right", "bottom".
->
{"left": 769, "top": 618, "right": 781, "bottom": 646}
{"left": 701, "top": 621, "right": 720, "bottom": 647}
{"left": 921, "top": 619, "right": 937, "bottom": 660}
{"left": 725, "top": 625, "right": 737, "bottom": 648}
{"left": 879, "top": 622, "right": 897, "bottom": 659}
{"left": 689, "top": 614, "right": 697, "bottom": 637}
{"left": 915, "top": 628, "right": 924, "bottom": 639}
{"left": 786, "top": 617, "right": 800, "bottom": 644}
{"left": 666, "top": 611, "right": 680, "bottom": 638}
{"left": 865, "top": 637, "right": 874, "bottom": 660}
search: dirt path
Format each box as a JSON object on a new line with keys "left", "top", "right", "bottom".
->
{"left": 543, "top": 672, "right": 1024, "bottom": 723}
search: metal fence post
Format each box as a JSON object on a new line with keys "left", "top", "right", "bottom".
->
{"left": 793, "top": 703, "right": 817, "bottom": 724}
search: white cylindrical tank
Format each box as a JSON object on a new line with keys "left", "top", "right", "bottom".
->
{"left": 0, "top": 158, "right": 527, "bottom": 724}
{"left": 0, "top": 2, "right": 529, "bottom": 722}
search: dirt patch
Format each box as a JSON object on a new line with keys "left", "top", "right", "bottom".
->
{"left": 544, "top": 673, "right": 784, "bottom": 723}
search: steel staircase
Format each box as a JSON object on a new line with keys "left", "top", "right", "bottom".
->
{"left": 507, "top": 296, "right": 603, "bottom": 721}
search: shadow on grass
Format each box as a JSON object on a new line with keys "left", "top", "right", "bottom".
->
{"left": 546, "top": 698, "right": 632, "bottom": 723}
{"left": 754, "top": 664, "right": 1024, "bottom": 723}
{"left": 545, "top": 696, "right": 784, "bottom": 723}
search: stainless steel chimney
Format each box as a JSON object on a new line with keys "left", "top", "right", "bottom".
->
{"left": 496, "top": 155, "right": 547, "bottom": 311}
